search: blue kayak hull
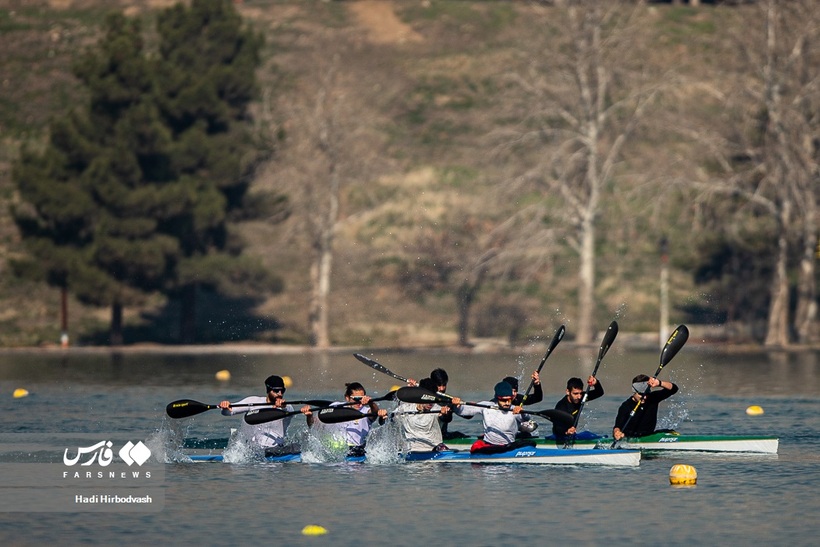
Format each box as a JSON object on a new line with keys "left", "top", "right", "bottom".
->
{"left": 186, "top": 446, "right": 639, "bottom": 466}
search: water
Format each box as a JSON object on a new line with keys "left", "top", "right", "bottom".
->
{"left": 1, "top": 347, "right": 819, "bottom": 545}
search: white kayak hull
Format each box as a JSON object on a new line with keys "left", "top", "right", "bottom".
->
{"left": 536, "top": 433, "right": 779, "bottom": 454}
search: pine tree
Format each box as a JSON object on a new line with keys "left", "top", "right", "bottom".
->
{"left": 13, "top": 13, "right": 179, "bottom": 345}
{"left": 153, "top": 0, "right": 271, "bottom": 343}
{"left": 12, "top": 2, "right": 279, "bottom": 345}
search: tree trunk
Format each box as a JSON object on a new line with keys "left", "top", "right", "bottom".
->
{"left": 308, "top": 151, "right": 340, "bottom": 348}
{"left": 764, "top": 206, "right": 791, "bottom": 347}
{"left": 309, "top": 238, "right": 333, "bottom": 348}
{"left": 180, "top": 284, "right": 197, "bottom": 344}
{"left": 110, "top": 302, "right": 123, "bottom": 347}
{"left": 794, "top": 226, "right": 818, "bottom": 343}
{"left": 576, "top": 211, "right": 596, "bottom": 345}
{"left": 456, "top": 283, "right": 476, "bottom": 347}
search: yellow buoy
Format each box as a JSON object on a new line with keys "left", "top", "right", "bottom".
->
{"left": 282, "top": 375, "right": 293, "bottom": 389}
{"left": 746, "top": 405, "right": 764, "bottom": 416}
{"left": 302, "top": 525, "right": 328, "bottom": 536}
{"left": 13, "top": 388, "right": 29, "bottom": 399}
{"left": 669, "top": 464, "right": 697, "bottom": 486}
{"left": 215, "top": 370, "right": 231, "bottom": 381}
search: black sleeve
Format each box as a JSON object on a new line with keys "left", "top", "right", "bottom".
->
{"left": 614, "top": 399, "right": 633, "bottom": 431}
{"left": 523, "top": 382, "right": 543, "bottom": 405}
{"left": 587, "top": 381, "right": 604, "bottom": 402}
{"left": 552, "top": 397, "right": 573, "bottom": 436}
{"left": 647, "top": 382, "right": 678, "bottom": 403}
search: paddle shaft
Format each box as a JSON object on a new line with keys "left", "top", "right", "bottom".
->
{"left": 395, "top": 386, "right": 573, "bottom": 426}
{"left": 316, "top": 406, "right": 440, "bottom": 424}
{"left": 166, "top": 398, "right": 332, "bottom": 419}
{"left": 520, "top": 324, "right": 565, "bottom": 405}
{"left": 611, "top": 325, "right": 689, "bottom": 448}
{"left": 571, "top": 321, "right": 618, "bottom": 431}
{"left": 250, "top": 391, "right": 395, "bottom": 425}
{"left": 244, "top": 406, "right": 323, "bottom": 425}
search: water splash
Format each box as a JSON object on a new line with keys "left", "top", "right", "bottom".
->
{"left": 147, "top": 416, "right": 192, "bottom": 463}
{"left": 366, "top": 418, "right": 405, "bottom": 464}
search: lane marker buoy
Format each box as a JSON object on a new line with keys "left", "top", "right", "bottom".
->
{"left": 215, "top": 370, "right": 231, "bottom": 381}
{"left": 302, "top": 525, "right": 327, "bottom": 536}
{"left": 746, "top": 405, "right": 764, "bottom": 416}
{"left": 282, "top": 375, "right": 293, "bottom": 388}
{"left": 669, "top": 464, "right": 697, "bottom": 486}
{"left": 13, "top": 388, "right": 29, "bottom": 398}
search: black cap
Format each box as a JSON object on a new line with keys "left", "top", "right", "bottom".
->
{"left": 502, "top": 376, "right": 519, "bottom": 391}
{"left": 264, "top": 375, "right": 285, "bottom": 391}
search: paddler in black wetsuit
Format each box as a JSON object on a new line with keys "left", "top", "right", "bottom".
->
{"left": 612, "top": 374, "right": 678, "bottom": 440}
{"left": 552, "top": 375, "right": 604, "bottom": 442}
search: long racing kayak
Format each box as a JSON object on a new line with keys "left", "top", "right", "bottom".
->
{"left": 184, "top": 446, "right": 640, "bottom": 466}
{"left": 447, "top": 432, "right": 779, "bottom": 454}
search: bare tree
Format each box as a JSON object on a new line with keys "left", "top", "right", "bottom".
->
{"left": 692, "top": 0, "right": 819, "bottom": 346}
{"left": 499, "top": 1, "right": 663, "bottom": 344}
{"left": 266, "top": 43, "right": 386, "bottom": 347}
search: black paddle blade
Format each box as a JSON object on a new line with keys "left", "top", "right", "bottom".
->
{"left": 597, "top": 321, "right": 619, "bottom": 363}
{"left": 316, "top": 406, "right": 370, "bottom": 424}
{"left": 352, "top": 353, "right": 409, "bottom": 382}
{"left": 660, "top": 325, "right": 689, "bottom": 367}
{"left": 244, "top": 408, "right": 288, "bottom": 425}
{"left": 395, "top": 386, "right": 446, "bottom": 405}
{"left": 166, "top": 399, "right": 215, "bottom": 419}
{"left": 547, "top": 324, "right": 566, "bottom": 355}
{"left": 529, "top": 409, "right": 574, "bottom": 428}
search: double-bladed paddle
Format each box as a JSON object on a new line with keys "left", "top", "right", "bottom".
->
{"left": 610, "top": 324, "right": 689, "bottom": 449}
{"left": 565, "top": 321, "right": 618, "bottom": 447}
{"left": 353, "top": 353, "right": 411, "bottom": 383}
{"left": 315, "top": 406, "right": 441, "bottom": 424}
{"left": 518, "top": 324, "right": 566, "bottom": 406}
{"left": 243, "top": 390, "right": 399, "bottom": 425}
{"left": 166, "top": 398, "right": 333, "bottom": 419}
{"left": 395, "top": 386, "right": 574, "bottom": 429}
{"left": 244, "top": 406, "right": 323, "bottom": 425}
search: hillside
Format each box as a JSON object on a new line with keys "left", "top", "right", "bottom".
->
{"left": 0, "top": 0, "right": 779, "bottom": 347}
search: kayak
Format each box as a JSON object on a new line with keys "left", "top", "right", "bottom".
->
{"left": 404, "top": 446, "right": 640, "bottom": 466}
{"left": 446, "top": 432, "right": 779, "bottom": 454}
{"left": 184, "top": 446, "right": 640, "bottom": 466}
{"left": 188, "top": 453, "right": 315, "bottom": 463}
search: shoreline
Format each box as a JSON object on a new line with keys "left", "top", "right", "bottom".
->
{"left": 3, "top": 337, "right": 819, "bottom": 355}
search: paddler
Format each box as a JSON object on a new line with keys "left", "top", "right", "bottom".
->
{"left": 455, "top": 381, "right": 537, "bottom": 454}
{"left": 397, "top": 377, "right": 462, "bottom": 453}
{"left": 218, "top": 375, "right": 308, "bottom": 456}
{"left": 612, "top": 374, "right": 679, "bottom": 441}
{"left": 552, "top": 375, "right": 604, "bottom": 442}
{"left": 305, "top": 382, "right": 388, "bottom": 457}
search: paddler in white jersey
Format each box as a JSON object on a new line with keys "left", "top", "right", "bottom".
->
{"left": 305, "top": 382, "right": 388, "bottom": 457}
{"left": 455, "top": 381, "right": 537, "bottom": 454}
{"left": 397, "top": 377, "right": 462, "bottom": 453}
{"left": 219, "top": 375, "right": 306, "bottom": 456}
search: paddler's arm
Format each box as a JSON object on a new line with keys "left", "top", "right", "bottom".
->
{"left": 301, "top": 404, "right": 315, "bottom": 427}
{"left": 219, "top": 400, "right": 236, "bottom": 416}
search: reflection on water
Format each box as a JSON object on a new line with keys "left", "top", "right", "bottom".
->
{"left": 0, "top": 348, "right": 818, "bottom": 545}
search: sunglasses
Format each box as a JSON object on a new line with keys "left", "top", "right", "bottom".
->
{"left": 267, "top": 387, "right": 285, "bottom": 394}
{"left": 497, "top": 397, "right": 513, "bottom": 403}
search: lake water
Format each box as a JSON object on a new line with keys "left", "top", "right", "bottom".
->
{"left": 1, "top": 345, "right": 819, "bottom": 545}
